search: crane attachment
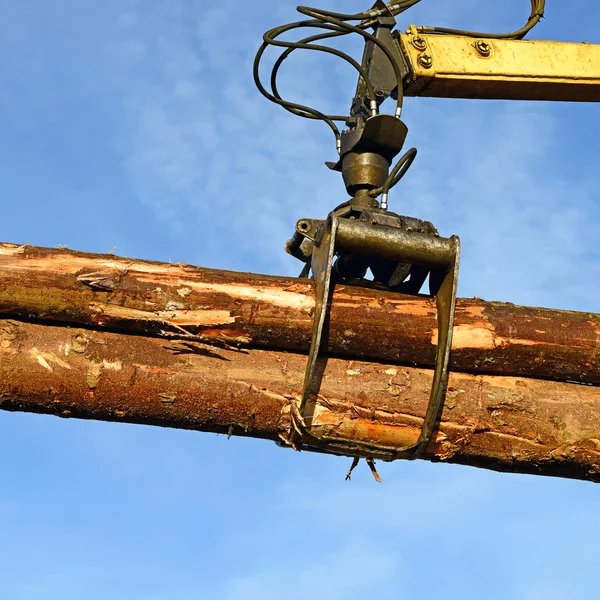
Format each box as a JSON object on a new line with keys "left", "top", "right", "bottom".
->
{"left": 255, "top": 2, "right": 465, "bottom": 462}
{"left": 251, "top": 0, "right": 600, "bottom": 470}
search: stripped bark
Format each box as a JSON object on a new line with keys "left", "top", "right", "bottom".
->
{"left": 1, "top": 318, "right": 599, "bottom": 482}
{"left": 1, "top": 242, "right": 600, "bottom": 384}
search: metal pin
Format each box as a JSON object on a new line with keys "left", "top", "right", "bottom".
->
{"left": 380, "top": 192, "right": 389, "bottom": 211}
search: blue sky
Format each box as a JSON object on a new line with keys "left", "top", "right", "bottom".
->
{"left": 0, "top": 1, "right": 599, "bottom": 598}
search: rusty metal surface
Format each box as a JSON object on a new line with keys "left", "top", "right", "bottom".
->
{"left": 1, "top": 243, "right": 600, "bottom": 384}
{"left": 2, "top": 318, "right": 600, "bottom": 482}
{"left": 335, "top": 217, "right": 455, "bottom": 267}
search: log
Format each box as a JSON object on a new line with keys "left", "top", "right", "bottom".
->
{"left": 1, "top": 318, "right": 599, "bottom": 482}
{"left": 1, "top": 242, "right": 600, "bottom": 384}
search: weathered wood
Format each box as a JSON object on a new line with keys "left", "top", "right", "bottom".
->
{"left": 1, "top": 318, "right": 599, "bottom": 482}
{"left": 1, "top": 242, "right": 599, "bottom": 384}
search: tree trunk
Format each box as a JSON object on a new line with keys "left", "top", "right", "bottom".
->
{"left": 1, "top": 318, "right": 599, "bottom": 482}
{"left": 1, "top": 243, "right": 599, "bottom": 384}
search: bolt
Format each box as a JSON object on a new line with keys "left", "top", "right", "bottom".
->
{"left": 418, "top": 53, "right": 433, "bottom": 69}
{"left": 412, "top": 35, "right": 427, "bottom": 51}
{"left": 475, "top": 40, "right": 492, "bottom": 57}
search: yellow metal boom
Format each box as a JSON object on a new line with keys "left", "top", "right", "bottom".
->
{"left": 399, "top": 30, "right": 600, "bottom": 102}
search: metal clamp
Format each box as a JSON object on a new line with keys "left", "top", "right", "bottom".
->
{"left": 291, "top": 211, "right": 460, "bottom": 460}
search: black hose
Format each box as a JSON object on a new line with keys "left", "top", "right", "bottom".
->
{"left": 254, "top": 0, "right": 547, "bottom": 156}
{"left": 298, "top": 6, "right": 405, "bottom": 117}
{"left": 421, "top": 0, "right": 545, "bottom": 40}
{"left": 370, "top": 147, "right": 418, "bottom": 209}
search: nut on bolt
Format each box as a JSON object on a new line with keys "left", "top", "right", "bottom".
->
{"left": 297, "top": 219, "right": 311, "bottom": 233}
{"left": 475, "top": 39, "right": 492, "bottom": 57}
{"left": 412, "top": 35, "right": 427, "bottom": 51}
{"left": 418, "top": 53, "right": 433, "bottom": 69}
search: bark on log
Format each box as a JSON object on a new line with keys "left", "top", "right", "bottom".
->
{"left": 1, "top": 318, "right": 599, "bottom": 483}
{"left": 1, "top": 243, "right": 600, "bottom": 384}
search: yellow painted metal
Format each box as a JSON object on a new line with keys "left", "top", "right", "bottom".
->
{"left": 399, "top": 30, "right": 600, "bottom": 102}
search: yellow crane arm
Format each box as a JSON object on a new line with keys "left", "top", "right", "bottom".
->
{"left": 399, "top": 30, "right": 600, "bottom": 102}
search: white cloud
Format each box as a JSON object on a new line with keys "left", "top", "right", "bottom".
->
{"left": 223, "top": 541, "right": 401, "bottom": 600}
{"left": 1, "top": 3, "right": 599, "bottom": 598}
{"left": 400, "top": 98, "right": 600, "bottom": 310}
